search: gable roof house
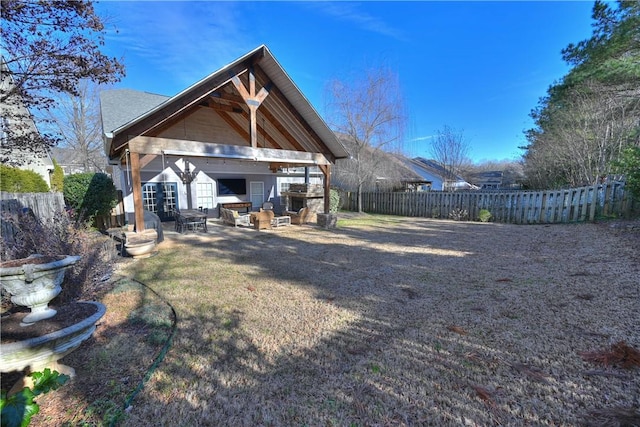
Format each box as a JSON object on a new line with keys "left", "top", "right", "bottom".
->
{"left": 50, "top": 146, "right": 108, "bottom": 175}
{"left": 405, "top": 157, "right": 477, "bottom": 191}
{"left": 0, "top": 58, "right": 54, "bottom": 188}
{"left": 468, "top": 170, "right": 504, "bottom": 189}
{"left": 332, "top": 134, "right": 425, "bottom": 192}
{"left": 100, "top": 45, "right": 348, "bottom": 232}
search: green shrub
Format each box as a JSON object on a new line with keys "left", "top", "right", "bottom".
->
{"left": 63, "top": 173, "right": 117, "bottom": 224}
{"left": 478, "top": 209, "right": 492, "bottom": 222}
{"left": 613, "top": 146, "right": 640, "bottom": 200}
{"left": 329, "top": 188, "right": 340, "bottom": 213}
{"left": 50, "top": 159, "right": 64, "bottom": 192}
{"left": 0, "top": 165, "right": 49, "bottom": 193}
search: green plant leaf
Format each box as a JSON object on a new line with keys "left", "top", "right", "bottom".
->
{"left": 0, "top": 370, "right": 69, "bottom": 427}
{"left": 30, "top": 368, "right": 70, "bottom": 396}
{"left": 0, "top": 388, "right": 39, "bottom": 427}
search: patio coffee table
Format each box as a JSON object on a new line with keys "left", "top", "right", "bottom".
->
{"left": 271, "top": 216, "right": 291, "bottom": 227}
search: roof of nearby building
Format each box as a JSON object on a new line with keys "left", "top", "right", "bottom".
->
{"left": 468, "top": 170, "right": 504, "bottom": 187}
{"left": 335, "top": 135, "right": 424, "bottom": 182}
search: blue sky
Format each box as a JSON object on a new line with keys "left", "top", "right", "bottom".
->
{"left": 95, "top": 1, "right": 596, "bottom": 163}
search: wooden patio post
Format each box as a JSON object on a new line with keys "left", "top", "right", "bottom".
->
{"left": 129, "top": 151, "right": 146, "bottom": 232}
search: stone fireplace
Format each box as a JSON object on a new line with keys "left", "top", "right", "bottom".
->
{"left": 282, "top": 183, "right": 324, "bottom": 223}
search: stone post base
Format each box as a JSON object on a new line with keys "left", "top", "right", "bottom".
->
{"left": 317, "top": 213, "right": 337, "bottom": 229}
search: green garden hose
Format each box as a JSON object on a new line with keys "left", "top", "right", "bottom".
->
{"left": 109, "top": 279, "right": 178, "bottom": 427}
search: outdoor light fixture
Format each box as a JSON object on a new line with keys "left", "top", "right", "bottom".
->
{"left": 179, "top": 163, "right": 197, "bottom": 184}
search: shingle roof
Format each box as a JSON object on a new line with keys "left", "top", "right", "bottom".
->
{"left": 100, "top": 89, "right": 169, "bottom": 135}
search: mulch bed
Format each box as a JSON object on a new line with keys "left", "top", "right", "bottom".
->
{"left": 1, "top": 302, "right": 98, "bottom": 343}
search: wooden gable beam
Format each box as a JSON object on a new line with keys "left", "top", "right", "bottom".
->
{"left": 252, "top": 66, "right": 334, "bottom": 162}
{"left": 212, "top": 87, "right": 305, "bottom": 152}
{"left": 207, "top": 100, "right": 243, "bottom": 114}
{"left": 127, "top": 135, "right": 331, "bottom": 165}
{"left": 215, "top": 110, "right": 250, "bottom": 142}
{"left": 111, "top": 64, "right": 251, "bottom": 156}
{"left": 258, "top": 104, "right": 306, "bottom": 152}
{"left": 211, "top": 91, "right": 245, "bottom": 104}
{"left": 215, "top": 109, "right": 285, "bottom": 151}
{"left": 231, "top": 66, "right": 271, "bottom": 149}
{"left": 139, "top": 154, "right": 157, "bottom": 169}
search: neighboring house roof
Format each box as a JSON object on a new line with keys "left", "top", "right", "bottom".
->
{"left": 101, "top": 45, "right": 348, "bottom": 163}
{"left": 410, "top": 157, "right": 478, "bottom": 190}
{"left": 468, "top": 171, "right": 504, "bottom": 188}
{"left": 412, "top": 157, "right": 466, "bottom": 181}
{"left": 332, "top": 135, "right": 424, "bottom": 190}
{"left": 50, "top": 147, "right": 107, "bottom": 174}
{"left": 398, "top": 157, "right": 442, "bottom": 182}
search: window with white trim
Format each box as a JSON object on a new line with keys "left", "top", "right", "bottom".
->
{"left": 196, "top": 182, "right": 214, "bottom": 209}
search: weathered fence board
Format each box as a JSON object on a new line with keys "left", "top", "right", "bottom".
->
{"left": 0, "top": 192, "right": 65, "bottom": 220}
{"left": 1, "top": 192, "right": 66, "bottom": 244}
{"left": 343, "top": 183, "right": 633, "bottom": 224}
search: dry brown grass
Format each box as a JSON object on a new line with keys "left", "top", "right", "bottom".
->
{"left": 30, "top": 214, "right": 639, "bottom": 426}
{"left": 579, "top": 341, "right": 640, "bottom": 369}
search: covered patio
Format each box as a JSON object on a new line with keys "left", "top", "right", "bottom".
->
{"left": 101, "top": 45, "right": 348, "bottom": 236}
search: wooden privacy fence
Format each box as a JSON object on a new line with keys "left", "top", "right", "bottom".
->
{"left": 1, "top": 192, "right": 67, "bottom": 244}
{"left": 0, "top": 190, "right": 126, "bottom": 231}
{"left": 343, "top": 183, "right": 634, "bottom": 224}
{"left": 1, "top": 191, "right": 66, "bottom": 220}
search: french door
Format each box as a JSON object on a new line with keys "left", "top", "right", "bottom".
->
{"left": 141, "top": 182, "right": 178, "bottom": 221}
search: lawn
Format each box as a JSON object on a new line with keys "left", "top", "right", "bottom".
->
{"left": 32, "top": 214, "right": 639, "bottom": 426}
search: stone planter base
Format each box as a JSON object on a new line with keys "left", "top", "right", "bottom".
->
{"left": 124, "top": 237, "right": 157, "bottom": 259}
{"left": 1, "top": 301, "right": 106, "bottom": 394}
{"left": 317, "top": 213, "right": 338, "bottom": 229}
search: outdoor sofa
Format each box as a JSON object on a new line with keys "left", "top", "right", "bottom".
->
{"left": 220, "top": 207, "right": 250, "bottom": 227}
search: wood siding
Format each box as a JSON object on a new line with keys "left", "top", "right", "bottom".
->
{"left": 158, "top": 107, "right": 247, "bottom": 146}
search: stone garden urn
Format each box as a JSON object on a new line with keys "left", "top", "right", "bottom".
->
{"left": 124, "top": 229, "right": 158, "bottom": 259}
{"left": 0, "top": 254, "right": 80, "bottom": 326}
{"left": 124, "top": 239, "right": 157, "bottom": 258}
{"left": 1, "top": 254, "right": 106, "bottom": 393}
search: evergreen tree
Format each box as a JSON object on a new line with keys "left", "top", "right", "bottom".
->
{"left": 50, "top": 159, "right": 65, "bottom": 192}
{"left": 522, "top": 1, "right": 640, "bottom": 189}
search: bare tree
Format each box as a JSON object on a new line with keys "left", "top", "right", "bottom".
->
{"left": 38, "top": 80, "right": 107, "bottom": 172}
{"left": 0, "top": 1, "right": 124, "bottom": 163}
{"left": 429, "top": 125, "right": 470, "bottom": 190}
{"left": 326, "top": 66, "right": 406, "bottom": 212}
{"left": 523, "top": 80, "right": 639, "bottom": 188}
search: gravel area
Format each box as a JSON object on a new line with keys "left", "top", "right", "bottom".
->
{"left": 91, "top": 216, "right": 640, "bottom": 425}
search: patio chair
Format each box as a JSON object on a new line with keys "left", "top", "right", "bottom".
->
{"left": 174, "top": 212, "right": 186, "bottom": 233}
{"left": 284, "top": 207, "right": 310, "bottom": 225}
{"left": 251, "top": 209, "right": 275, "bottom": 230}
